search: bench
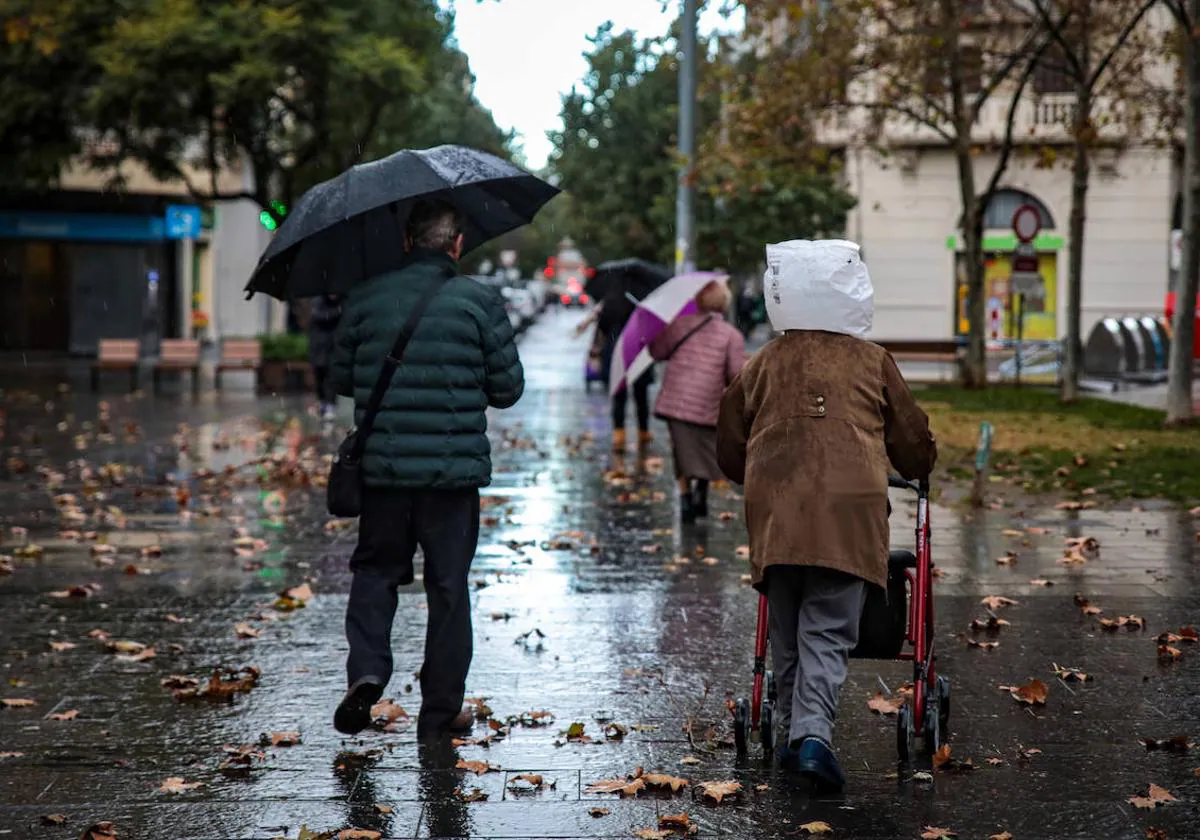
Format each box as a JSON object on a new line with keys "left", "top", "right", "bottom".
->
{"left": 153, "top": 339, "right": 202, "bottom": 394}
{"left": 91, "top": 339, "right": 141, "bottom": 392}
{"left": 876, "top": 339, "right": 966, "bottom": 381}
{"left": 214, "top": 338, "right": 262, "bottom": 390}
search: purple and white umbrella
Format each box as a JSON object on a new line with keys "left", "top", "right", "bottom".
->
{"left": 609, "top": 271, "right": 729, "bottom": 396}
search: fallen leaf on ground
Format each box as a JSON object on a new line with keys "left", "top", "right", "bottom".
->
{"left": 588, "top": 807, "right": 610, "bottom": 817}
{"left": 867, "top": 691, "right": 904, "bottom": 715}
{"left": 932, "top": 744, "right": 974, "bottom": 773}
{"left": 605, "top": 722, "right": 629, "bottom": 740}
{"left": 336, "top": 831, "right": 381, "bottom": 840}
{"left": 273, "top": 582, "right": 313, "bottom": 611}
{"left": 632, "top": 830, "right": 672, "bottom": 840}
{"left": 0, "top": 751, "right": 25, "bottom": 758}
{"left": 989, "top": 833, "right": 1012, "bottom": 840}
{"left": 457, "top": 786, "right": 488, "bottom": 802}
{"left": 46, "top": 709, "right": 79, "bottom": 721}
{"left": 234, "top": 623, "right": 260, "bottom": 639}
{"left": 508, "top": 773, "right": 553, "bottom": 792}
{"left": 1002, "top": 679, "right": 1048, "bottom": 705}
{"left": 373, "top": 804, "right": 392, "bottom": 815}
{"left": 967, "top": 639, "right": 999, "bottom": 650}
{"left": 970, "top": 616, "right": 1010, "bottom": 632}
{"left": 658, "top": 812, "right": 695, "bottom": 832}
{"left": 1179, "top": 626, "right": 1199, "bottom": 642}
{"left": 1, "top": 698, "right": 35, "bottom": 708}
{"left": 261, "top": 731, "right": 301, "bottom": 747}
{"left": 679, "top": 755, "right": 702, "bottom": 765}
{"left": 698, "top": 780, "right": 742, "bottom": 803}
{"left": 1140, "top": 735, "right": 1191, "bottom": 752}
{"left": 1099, "top": 615, "right": 1145, "bottom": 631}
{"left": 996, "top": 553, "right": 1016, "bottom": 566}
{"left": 1158, "top": 645, "right": 1183, "bottom": 662}
{"left": 1029, "top": 578, "right": 1054, "bottom": 587}
{"left": 986, "top": 758, "right": 1005, "bottom": 766}
{"left": 370, "top": 700, "right": 408, "bottom": 728}
{"left": 642, "top": 772, "right": 689, "bottom": 793}
{"left": 981, "top": 596, "right": 1018, "bottom": 610}
{"left": 585, "top": 776, "right": 646, "bottom": 797}
{"left": 921, "top": 828, "right": 956, "bottom": 839}
{"left": 170, "top": 666, "right": 260, "bottom": 701}
{"left": 799, "top": 821, "right": 833, "bottom": 835}
{"left": 80, "top": 822, "right": 119, "bottom": 840}
{"left": 49, "top": 641, "right": 77, "bottom": 652}
{"left": 158, "top": 777, "right": 203, "bottom": 793}
{"left": 47, "top": 583, "right": 101, "bottom": 598}
{"left": 41, "top": 814, "right": 67, "bottom": 826}
{"left": 455, "top": 759, "right": 499, "bottom": 775}
{"left": 105, "top": 640, "right": 147, "bottom": 655}
{"left": 1053, "top": 664, "right": 1092, "bottom": 682}
{"left": 1128, "top": 784, "right": 1176, "bottom": 809}
{"left": 218, "top": 744, "right": 267, "bottom": 773}
{"left": 735, "top": 545, "right": 750, "bottom": 558}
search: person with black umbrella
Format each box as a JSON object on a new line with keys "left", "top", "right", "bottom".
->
{"left": 329, "top": 198, "right": 524, "bottom": 740}
{"left": 244, "top": 145, "right": 556, "bottom": 742}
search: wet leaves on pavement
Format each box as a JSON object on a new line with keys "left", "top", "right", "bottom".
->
{"left": 157, "top": 777, "right": 204, "bottom": 794}
{"left": 273, "top": 582, "right": 313, "bottom": 611}
{"left": 456, "top": 786, "right": 488, "bottom": 802}
{"left": 46, "top": 708, "right": 79, "bottom": 721}
{"left": 585, "top": 774, "right": 647, "bottom": 797}
{"left": 1139, "top": 735, "right": 1191, "bottom": 752}
{"left": 643, "top": 772, "right": 690, "bottom": 793}
{"left": 260, "top": 731, "right": 301, "bottom": 747}
{"left": 455, "top": 758, "right": 500, "bottom": 775}
{"left": 867, "top": 691, "right": 905, "bottom": 715}
{"left": 168, "top": 665, "right": 260, "bottom": 701}
{"left": 1053, "top": 664, "right": 1093, "bottom": 682}
{"left": 336, "top": 830, "right": 381, "bottom": 840}
{"left": 1098, "top": 615, "right": 1144, "bottom": 630}
{"left": 920, "top": 828, "right": 956, "bottom": 839}
{"left": 79, "top": 822, "right": 119, "bottom": 840}
{"left": 1128, "top": 783, "right": 1176, "bottom": 809}
{"left": 980, "top": 596, "right": 1018, "bottom": 610}
{"left": 932, "top": 744, "right": 974, "bottom": 773}
{"left": 1001, "top": 679, "right": 1048, "bottom": 705}
{"left": 588, "top": 807, "right": 610, "bottom": 817}
{"left": 799, "top": 822, "right": 833, "bottom": 835}
{"left": 658, "top": 812, "right": 697, "bottom": 834}
{"left": 697, "top": 780, "right": 742, "bottom": 803}
{"left": 2, "top": 697, "right": 35, "bottom": 708}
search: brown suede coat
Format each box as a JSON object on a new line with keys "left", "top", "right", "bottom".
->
{"left": 716, "top": 331, "right": 937, "bottom": 590}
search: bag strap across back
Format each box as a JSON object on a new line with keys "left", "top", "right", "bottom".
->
{"left": 350, "top": 267, "right": 451, "bottom": 461}
{"left": 663, "top": 315, "right": 715, "bottom": 361}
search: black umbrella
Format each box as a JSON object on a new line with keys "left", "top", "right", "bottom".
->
{"left": 586, "top": 258, "right": 672, "bottom": 301}
{"left": 245, "top": 145, "right": 560, "bottom": 300}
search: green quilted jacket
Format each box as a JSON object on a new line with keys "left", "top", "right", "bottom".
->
{"left": 330, "top": 250, "right": 524, "bottom": 489}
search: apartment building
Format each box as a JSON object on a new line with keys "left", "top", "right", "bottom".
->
{"left": 762, "top": 2, "right": 1184, "bottom": 342}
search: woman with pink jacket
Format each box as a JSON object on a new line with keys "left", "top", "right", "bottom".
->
{"left": 649, "top": 280, "right": 746, "bottom": 523}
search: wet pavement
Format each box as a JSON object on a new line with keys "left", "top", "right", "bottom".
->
{"left": 2, "top": 310, "right": 1199, "bottom": 840}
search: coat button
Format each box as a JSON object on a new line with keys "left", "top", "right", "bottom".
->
{"left": 817, "top": 405, "right": 826, "bottom": 415}
{"left": 816, "top": 395, "right": 825, "bottom": 404}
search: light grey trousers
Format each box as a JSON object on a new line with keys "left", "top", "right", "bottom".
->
{"left": 766, "top": 566, "right": 867, "bottom": 747}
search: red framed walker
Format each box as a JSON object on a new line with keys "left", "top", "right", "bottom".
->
{"left": 732, "top": 475, "right": 949, "bottom": 761}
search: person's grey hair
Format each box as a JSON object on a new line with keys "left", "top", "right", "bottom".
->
{"left": 406, "top": 199, "right": 465, "bottom": 252}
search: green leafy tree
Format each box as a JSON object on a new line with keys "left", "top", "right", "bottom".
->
{"left": 549, "top": 23, "right": 852, "bottom": 278}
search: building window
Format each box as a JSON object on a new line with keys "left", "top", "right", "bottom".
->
{"left": 1034, "top": 42, "right": 1075, "bottom": 94}
{"left": 981, "top": 188, "right": 1056, "bottom": 230}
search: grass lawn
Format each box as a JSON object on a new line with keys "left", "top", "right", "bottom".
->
{"left": 915, "top": 385, "right": 1200, "bottom": 504}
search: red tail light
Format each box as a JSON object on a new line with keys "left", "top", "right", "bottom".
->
{"left": 580, "top": 294, "right": 590, "bottom": 304}
{"left": 561, "top": 294, "right": 570, "bottom": 304}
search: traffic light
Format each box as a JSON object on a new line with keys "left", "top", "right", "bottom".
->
{"left": 259, "top": 200, "right": 289, "bottom": 231}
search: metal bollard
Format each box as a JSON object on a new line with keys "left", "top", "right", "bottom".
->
{"left": 971, "top": 421, "right": 994, "bottom": 508}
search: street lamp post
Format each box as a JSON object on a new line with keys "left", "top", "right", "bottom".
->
{"left": 675, "top": 0, "right": 698, "bottom": 276}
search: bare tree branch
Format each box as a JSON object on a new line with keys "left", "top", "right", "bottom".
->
{"left": 982, "top": 35, "right": 1046, "bottom": 203}
{"left": 1088, "top": 0, "right": 1158, "bottom": 89}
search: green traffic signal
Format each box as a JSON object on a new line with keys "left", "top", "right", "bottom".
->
{"left": 259, "top": 201, "right": 288, "bottom": 231}
{"left": 259, "top": 210, "right": 278, "bottom": 231}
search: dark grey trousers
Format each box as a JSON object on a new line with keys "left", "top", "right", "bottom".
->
{"left": 345, "top": 487, "right": 479, "bottom": 737}
{"left": 766, "top": 566, "right": 867, "bottom": 746}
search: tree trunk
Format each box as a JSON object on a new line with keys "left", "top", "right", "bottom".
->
{"left": 1061, "top": 93, "right": 1092, "bottom": 403}
{"left": 1166, "top": 0, "right": 1200, "bottom": 425}
{"left": 955, "top": 143, "right": 987, "bottom": 388}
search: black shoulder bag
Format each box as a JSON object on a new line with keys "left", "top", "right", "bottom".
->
{"left": 326, "top": 273, "right": 448, "bottom": 517}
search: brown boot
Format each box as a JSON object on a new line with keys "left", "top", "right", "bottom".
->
{"left": 612, "top": 429, "right": 627, "bottom": 450}
{"left": 638, "top": 430, "right": 653, "bottom": 447}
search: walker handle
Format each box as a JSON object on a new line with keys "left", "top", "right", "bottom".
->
{"left": 888, "top": 475, "right": 929, "bottom": 497}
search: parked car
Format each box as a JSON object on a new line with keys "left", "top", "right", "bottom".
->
{"left": 559, "top": 276, "right": 591, "bottom": 308}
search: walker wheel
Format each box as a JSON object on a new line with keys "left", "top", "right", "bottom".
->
{"left": 760, "top": 700, "right": 775, "bottom": 759}
{"left": 896, "top": 704, "right": 914, "bottom": 762}
{"left": 936, "top": 676, "right": 951, "bottom": 731}
{"left": 766, "top": 670, "right": 777, "bottom": 703}
{"left": 733, "top": 697, "right": 750, "bottom": 756}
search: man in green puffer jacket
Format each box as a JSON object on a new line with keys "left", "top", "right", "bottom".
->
{"left": 329, "top": 199, "right": 524, "bottom": 740}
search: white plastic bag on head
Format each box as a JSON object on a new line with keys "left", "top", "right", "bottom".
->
{"left": 763, "top": 239, "right": 873, "bottom": 338}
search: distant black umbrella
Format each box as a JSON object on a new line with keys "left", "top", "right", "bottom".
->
{"left": 586, "top": 258, "right": 672, "bottom": 301}
{"left": 245, "top": 145, "right": 560, "bottom": 300}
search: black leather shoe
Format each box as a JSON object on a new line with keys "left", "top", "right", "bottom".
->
{"left": 795, "top": 737, "right": 845, "bottom": 793}
{"left": 334, "top": 679, "right": 384, "bottom": 735}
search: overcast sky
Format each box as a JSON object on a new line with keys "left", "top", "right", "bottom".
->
{"left": 446, "top": 0, "right": 741, "bottom": 169}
